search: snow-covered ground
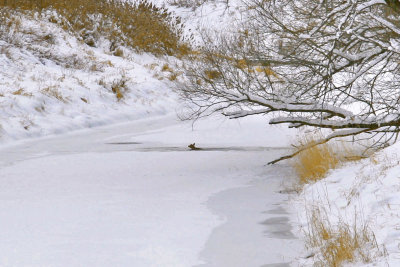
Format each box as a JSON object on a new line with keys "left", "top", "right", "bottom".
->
{"left": 0, "top": 114, "right": 302, "bottom": 266}
{"left": 292, "top": 141, "right": 400, "bottom": 266}
{"left": 0, "top": 0, "right": 244, "bottom": 143}
{"left": 0, "top": 9, "right": 178, "bottom": 142}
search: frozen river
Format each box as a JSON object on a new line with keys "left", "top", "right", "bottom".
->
{"left": 0, "top": 114, "right": 302, "bottom": 266}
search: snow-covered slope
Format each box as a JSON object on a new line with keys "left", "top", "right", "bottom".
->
{"left": 0, "top": 0, "right": 249, "bottom": 144}
{"left": 0, "top": 9, "right": 178, "bottom": 143}
{"left": 292, "top": 142, "right": 400, "bottom": 266}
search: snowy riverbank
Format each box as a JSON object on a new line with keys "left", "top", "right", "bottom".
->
{"left": 292, "top": 142, "right": 400, "bottom": 266}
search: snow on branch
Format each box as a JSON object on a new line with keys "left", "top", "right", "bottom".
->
{"left": 267, "top": 128, "right": 372, "bottom": 165}
{"left": 356, "top": 0, "right": 386, "bottom": 11}
{"left": 269, "top": 116, "right": 400, "bottom": 129}
{"left": 178, "top": 0, "right": 400, "bottom": 163}
{"left": 224, "top": 92, "right": 354, "bottom": 119}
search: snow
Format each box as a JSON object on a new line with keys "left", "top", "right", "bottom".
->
{"left": 0, "top": 0, "right": 247, "bottom": 144}
{"left": 2, "top": 0, "right": 400, "bottom": 266}
{"left": 291, "top": 140, "right": 400, "bottom": 266}
{"left": 0, "top": 114, "right": 302, "bottom": 266}
{"left": 0, "top": 2, "right": 307, "bottom": 265}
{"left": 356, "top": 0, "right": 386, "bottom": 12}
{"left": 221, "top": 91, "right": 354, "bottom": 122}
{"left": 0, "top": 10, "right": 178, "bottom": 143}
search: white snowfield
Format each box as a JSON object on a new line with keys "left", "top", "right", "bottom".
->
{"left": 0, "top": 114, "right": 302, "bottom": 266}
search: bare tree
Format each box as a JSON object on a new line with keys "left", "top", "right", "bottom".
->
{"left": 178, "top": 0, "right": 400, "bottom": 163}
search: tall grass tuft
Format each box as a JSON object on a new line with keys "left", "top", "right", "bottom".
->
{"left": 293, "top": 139, "right": 340, "bottom": 185}
{"left": 306, "top": 208, "right": 386, "bottom": 267}
{"left": 0, "top": 0, "right": 190, "bottom": 56}
{"left": 292, "top": 135, "right": 368, "bottom": 185}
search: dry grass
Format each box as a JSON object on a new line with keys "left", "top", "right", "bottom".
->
{"left": 306, "top": 208, "right": 385, "bottom": 267}
{"left": 204, "top": 69, "right": 222, "bottom": 80}
{"left": 0, "top": 0, "right": 190, "bottom": 56}
{"left": 12, "top": 88, "right": 32, "bottom": 97}
{"left": 293, "top": 139, "right": 340, "bottom": 185}
{"left": 41, "top": 86, "right": 67, "bottom": 102}
{"left": 292, "top": 135, "right": 367, "bottom": 185}
{"left": 160, "top": 63, "right": 181, "bottom": 81}
{"left": 161, "top": 63, "right": 173, "bottom": 72}
{"left": 168, "top": 73, "right": 178, "bottom": 81}
{"left": 111, "top": 78, "right": 128, "bottom": 101}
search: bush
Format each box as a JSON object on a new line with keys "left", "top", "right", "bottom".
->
{"left": 0, "top": 0, "right": 190, "bottom": 56}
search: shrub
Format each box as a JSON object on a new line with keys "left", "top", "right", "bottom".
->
{"left": 0, "top": 0, "right": 190, "bottom": 56}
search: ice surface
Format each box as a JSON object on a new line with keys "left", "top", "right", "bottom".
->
{"left": 0, "top": 114, "right": 302, "bottom": 267}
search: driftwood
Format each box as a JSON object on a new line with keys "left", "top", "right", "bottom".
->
{"left": 188, "top": 143, "right": 202, "bottom": 150}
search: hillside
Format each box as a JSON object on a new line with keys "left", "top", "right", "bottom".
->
{"left": 0, "top": 0, "right": 184, "bottom": 142}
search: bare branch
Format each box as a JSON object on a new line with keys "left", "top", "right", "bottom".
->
{"left": 177, "top": 0, "right": 400, "bottom": 163}
{"left": 268, "top": 128, "right": 372, "bottom": 165}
